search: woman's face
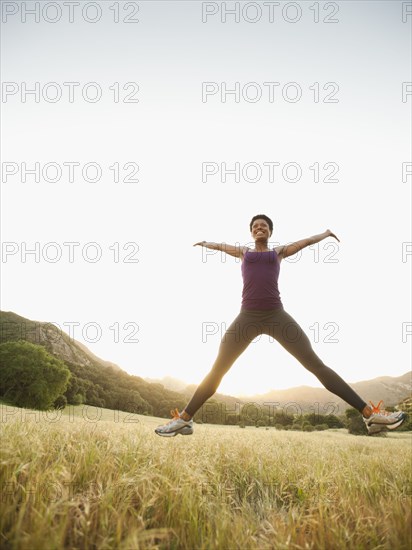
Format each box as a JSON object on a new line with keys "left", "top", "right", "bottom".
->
{"left": 251, "top": 219, "right": 272, "bottom": 241}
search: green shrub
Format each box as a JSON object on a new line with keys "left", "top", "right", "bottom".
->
{"left": 0, "top": 340, "right": 71, "bottom": 410}
{"left": 53, "top": 395, "right": 67, "bottom": 410}
{"left": 345, "top": 408, "right": 368, "bottom": 435}
{"left": 303, "top": 425, "right": 315, "bottom": 432}
{"left": 315, "top": 424, "right": 329, "bottom": 431}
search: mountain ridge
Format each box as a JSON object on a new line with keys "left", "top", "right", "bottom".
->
{"left": 1, "top": 310, "right": 410, "bottom": 413}
{"left": 146, "top": 371, "right": 411, "bottom": 412}
{"left": 0, "top": 310, "right": 123, "bottom": 371}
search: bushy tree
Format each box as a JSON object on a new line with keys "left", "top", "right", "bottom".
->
{"left": 314, "top": 423, "right": 329, "bottom": 431}
{"left": 116, "top": 388, "right": 149, "bottom": 414}
{"left": 303, "top": 424, "right": 315, "bottom": 432}
{"left": 345, "top": 408, "right": 368, "bottom": 435}
{"left": 0, "top": 340, "right": 71, "bottom": 410}
{"left": 395, "top": 397, "right": 412, "bottom": 431}
{"left": 53, "top": 395, "right": 67, "bottom": 409}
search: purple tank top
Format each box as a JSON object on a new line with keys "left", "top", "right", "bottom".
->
{"left": 241, "top": 249, "right": 283, "bottom": 310}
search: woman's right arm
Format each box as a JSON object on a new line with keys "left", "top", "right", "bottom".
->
{"left": 193, "top": 241, "right": 247, "bottom": 259}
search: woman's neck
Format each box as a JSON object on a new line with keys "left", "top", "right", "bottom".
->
{"left": 253, "top": 242, "right": 270, "bottom": 252}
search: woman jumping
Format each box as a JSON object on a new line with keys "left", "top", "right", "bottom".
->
{"left": 155, "top": 215, "right": 406, "bottom": 437}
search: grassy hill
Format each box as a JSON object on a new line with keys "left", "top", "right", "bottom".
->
{"left": 1, "top": 310, "right": 410, "bottom": 424}
{"left": 0, "top": 311, "right": 245, "bottom": 422}
{"left": 0, "top": 311, "right": 188, "bottom": 419}
{"left": 0, "top": 311, "right": 122, "bottom": 370}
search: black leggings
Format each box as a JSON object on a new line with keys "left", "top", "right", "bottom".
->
{"left": 184, "top": 308, "right": 367, "bottom": 417}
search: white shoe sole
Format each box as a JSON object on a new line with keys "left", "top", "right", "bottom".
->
{"left": 155, "top": 426, "right": 193, "bottom": 437}
{"left": 367, "top": 416, "right": 406, "bottom": 435}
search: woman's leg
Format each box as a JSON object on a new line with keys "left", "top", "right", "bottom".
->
{"left": 183, "top": 310, "right": 262, "bottom": 418}
{"left": 263, "top": 308, "right": 368, "bottom": 413}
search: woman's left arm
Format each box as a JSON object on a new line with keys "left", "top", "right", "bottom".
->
{"left": 276, "top": 229, "right": 340, "bottom": 259}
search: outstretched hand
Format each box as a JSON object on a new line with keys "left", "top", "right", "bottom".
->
{"left": 326, "top": 229, "right": 340, "bottom": 242}
{"left": 193, "top": 241, "right": 206, "bottom": 247}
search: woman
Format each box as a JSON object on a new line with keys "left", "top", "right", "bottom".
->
{"left": 155, "top": 215, "right": 406, "bottom": 437}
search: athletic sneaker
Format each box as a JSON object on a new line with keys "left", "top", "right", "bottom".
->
{"left": 363, "top": 400, "right": 407, "bottom": 435}
{"left": 155, "top": 408, "right": 194, "bottom": 437}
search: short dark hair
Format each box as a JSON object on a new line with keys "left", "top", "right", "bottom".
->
{"left": 249, "top": 214, "right": 273, "bottom": 235}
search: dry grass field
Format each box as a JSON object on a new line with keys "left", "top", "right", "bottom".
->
{"left": 1, "top": 403, "right": 411, "bottom": 549}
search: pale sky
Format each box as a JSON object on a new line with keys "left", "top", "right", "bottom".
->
{"left": 1, "top": 1, "right": 411, "bottom": 396}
